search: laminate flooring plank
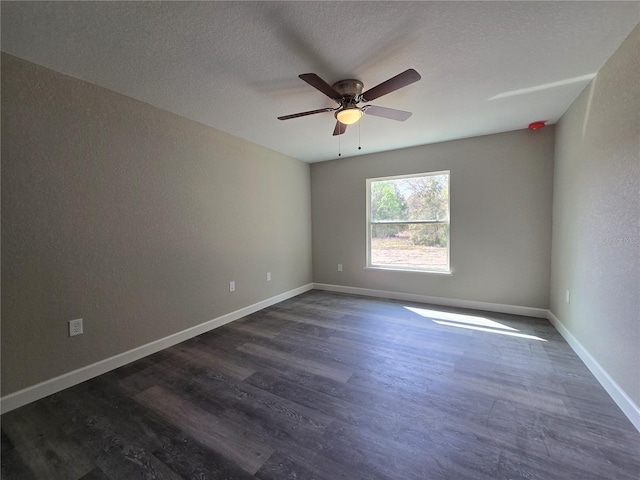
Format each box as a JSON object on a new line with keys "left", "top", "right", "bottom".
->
{"left": 181, "top": 367, "right": 389, "bottom": 480}
{"left": 160, "top": 367, "right": 361, "bottom": 480}
{"left": 116, "top": 353, "right": 230, "bottom": 415}
{"left": 85, "top": 376, "right": 255, "bottom": 480}
{"left": 241, "top": 330, "right": 394, "bottom": 379}
{"left": 140, "top": 358, "right": 334, "bottom": 454}
{"left": 325, "top": 334, "right": 457, "bottom": 385}
{"left": 151, "top": 446, "right": 256, "bottom": 480}
{"left": 135, "top": 384, "right": 274, "bottom": 475}
{"left": 245, "top": 361, "right": 448, "bottom": 452}
{"left": 473, "top": 403, "right": 617, "bottom": 479}
{"left": 262, "top": 316, "right": 452, "bottom": 386}
{"left": 227, "top": 311, "right": 293, "bottom": 338}
{"left": 53, "top": 382, "right": 190, "bottom": 480}
{"left": 173, "top": 341, "right": 257, "bottom": 381}
{"left": 1, "top": 395, "right": 73, "bottom": 448}
{"left": 1, "top": 398, "right": 98, "bottom": 480}
{"left": 328, "top": 323, "right": 469, "bottom": 363}
{"left": 328, "top": 419, "right": 473, "bottom": 480}
{"left": 244, "top": 369, "right": 388, "bottom": 428}
{"left": 2, "top": 430, "right": 95, "bottom": 480}
{"left": 272, "top": 317, "right": 458, "bottom": 367}
{"left": 58, "top": 376, "right": 246, "bottom": 480}
{"left": 560, "top": 381, "right": 639, "bottom": 431}
{"left": 242, "top": 369, "right": 458, "bottom": 465}
{"left": 254, "top": 451, "right": 332, "bottom": 480}
{"left": 325, "top": 312, "right": 470, "bottom": 353}
{"left": 228, "top": 322, "right": 279, "bottom": 339}
{"left": 99, "top": 376, "right": 253, "bottom": 480}
{"left": 0, "top": 444, "right": 38, "bottom": 480}
{"left": 446, "top": 366, "right": 571, "bottom": 417}
{"left": 237, "top": 342, "right": 352, "bottom": 383}
{"left": 263, "top": 309, "right": 357, "bottom": 335}
{"left": 273, "top": 318, "right": 338, "bottom": 340}
{"left": 218, "top": 402, "right": 380, "bottom": 480}
{"left": 78, "top": 468, "right": 110, "bottom": 480}
{"left": 146, "top": 417, "right": 258, "bottom": 480}
{"left": 188, "top": 367, "right": 335, "bottom": 429}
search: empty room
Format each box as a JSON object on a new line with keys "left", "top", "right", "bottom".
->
{"left": 1, "top": 2, "right": 639, "bottom": 479}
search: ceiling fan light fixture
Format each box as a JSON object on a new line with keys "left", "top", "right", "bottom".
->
{"left": 336, "top": 107, "right": 363, "bottom": 125}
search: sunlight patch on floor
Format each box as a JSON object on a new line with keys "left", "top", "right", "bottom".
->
{"left": 403, "top": 306, "right": 547, "bottom": 342}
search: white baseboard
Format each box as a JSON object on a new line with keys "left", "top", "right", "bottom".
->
{"left": 0, "top": 284, "right": 313, "bottom": 414}
{"left": 313, "top": 283, "right": 548, "bottom": 318}
{"left": 547, "top": 310, "right": 640, "bottom": 432}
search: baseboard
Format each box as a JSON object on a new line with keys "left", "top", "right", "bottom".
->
{"left": 0, "top": 283, "right": 313, "bottom": 414}
{"left": 547, "top": 310, "right": 640, "bottom": 432}
{"left": 313, "top": 283, "right": 548, "bottom": 318}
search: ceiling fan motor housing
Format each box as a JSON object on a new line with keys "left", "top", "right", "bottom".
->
{"left": 332, "top": 79, "right": 364, "bottom": 99}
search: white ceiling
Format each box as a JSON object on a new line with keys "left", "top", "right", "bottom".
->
{"left": 2, "top": 1, "right": 639, "bottom": 163}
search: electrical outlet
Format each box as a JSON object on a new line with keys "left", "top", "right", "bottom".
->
{"left": 229, "top": 281, "right": 235, "bottom": 292}
{"left": 69, "top": 318, "right": 83, "bottom": 337}
{"left": 266, "top": 272, "right": 271, "bottom": 281}
{"left": 337, "top": 264, "right": 343, "bottom": 272}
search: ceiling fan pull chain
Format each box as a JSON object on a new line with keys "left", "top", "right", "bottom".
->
{"left": 358, "top": 120, "right": 362, "bottom": 151}
{"left": 338, "top": 129, "right": 341, "bottom": 157}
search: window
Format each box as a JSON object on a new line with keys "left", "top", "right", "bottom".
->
{"left": 367, "top": 171, "right": 450, "bottom": 273}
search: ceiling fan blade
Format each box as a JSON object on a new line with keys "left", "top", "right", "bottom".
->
{"left": 333, "top": 121, "right": 347, "bottom": 136}
{"left": 299, "top": 73, "right": 342, "bottom": 101}
{"left": 363, "top": 105, "right": 412, "bottom": 122}
{"left": 278, "top": 107, "right": 335, "bottom": 120}
{"left": 361, "top": 69, "right": 421, "bottom": 102}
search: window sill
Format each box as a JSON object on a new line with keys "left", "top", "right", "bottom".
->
{"left": 365, "top": 266, "right": 452, "bottom": 275}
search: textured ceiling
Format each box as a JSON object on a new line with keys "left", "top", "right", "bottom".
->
{"left": 2, "top": 1, "right": 639, "bottom": 163}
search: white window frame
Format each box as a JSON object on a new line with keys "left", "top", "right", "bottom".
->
{"left": 366, "top": 170, "right": 450, "bottom": 273}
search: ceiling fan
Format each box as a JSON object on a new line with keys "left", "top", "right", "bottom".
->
{"left": 278, "top": 69, "right": 421, "bottom": 136}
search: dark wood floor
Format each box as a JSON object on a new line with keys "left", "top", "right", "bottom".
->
{"left": 2, "top": 290, "right": 639, "bottom": 479}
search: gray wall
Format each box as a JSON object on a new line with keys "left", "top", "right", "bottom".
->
{"left": 311, "top": 128, "right": 555, "bottom": 309}
{"left": 1, "top": 53, "right": 312, "bottom": 395}
{"left": 550, "top": 25, "right": 640, "bottom": 407}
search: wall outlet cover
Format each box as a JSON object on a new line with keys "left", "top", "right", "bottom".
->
{"left": 69, "top": 318, "right": 83, "bottom": 337}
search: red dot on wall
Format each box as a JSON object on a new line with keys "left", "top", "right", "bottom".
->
{"left": 528, "top": 121, "right": 546, "bottom": 130}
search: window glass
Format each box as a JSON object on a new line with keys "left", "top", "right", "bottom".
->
{"left": 367, "top": 171, "right": 450, "bottom": 272}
